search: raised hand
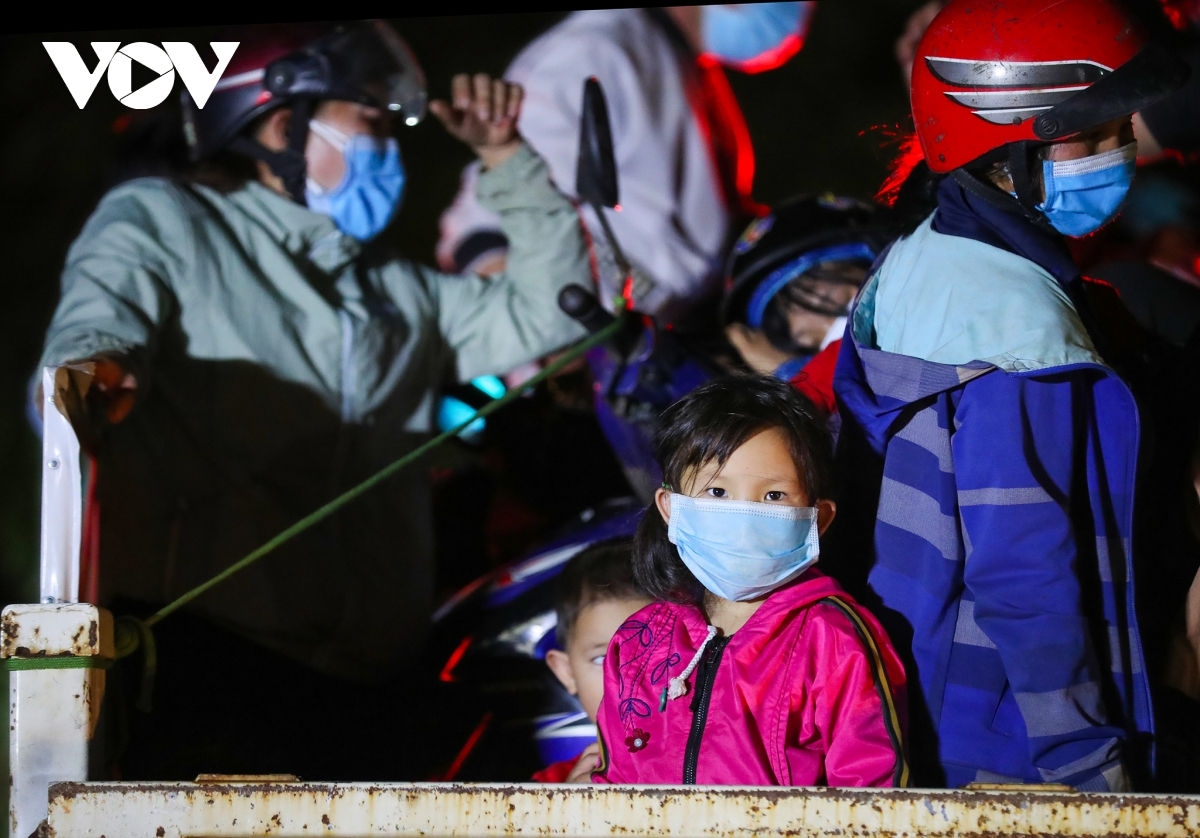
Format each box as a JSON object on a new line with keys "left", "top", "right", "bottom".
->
{"left": 428, "top": 72, "right": 524, "bottom": 171}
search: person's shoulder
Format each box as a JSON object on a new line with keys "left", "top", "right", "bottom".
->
{"left": 526, "top": 8, "right": 649, "bottom": 43}
{"left": 771, "top": 567, "right": 845, "bottom": 604}
{"left": 95, "top": 174, "right": 187, "bottom": 205}
{"left": 772, "top": 588, "right": 878, "bottom": 651}
{"left": 617, "top": 599, "right": 672, "bottom": 629}
{"left": 754, "top": 571, "right": 867, "bottom": 628}
{"left": 907, "top": 213, "right": 1063, "bottom": 295}
{"left": 508, "top": 8, "right": 664, "bottom": 77}
{"left": 78, "top": 176, "right": 201, "bottom": 239}
{"left": 98, "top": 175, "right": 233, "bottom": 219}
{"left": 884, "top": 219, "right": 1085, "bottom": 324}
{"left": 610, "top": 600, "right": 695, "bottom": 653}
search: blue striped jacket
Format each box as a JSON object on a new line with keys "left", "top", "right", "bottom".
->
{"left": 832, "top": 178, "right": 1154, "bottom": 791}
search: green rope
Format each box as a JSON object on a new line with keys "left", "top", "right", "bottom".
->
{"left": 5, "top": 655, "right": 113, "bottom": 671}
{"left": 117, "top": 310, "right": 626, "bottom": 661}
{"left": 114, "top": 615, "right": 157, "bottom": 711}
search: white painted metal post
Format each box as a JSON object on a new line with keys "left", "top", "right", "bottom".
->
{"left": 3, "top": 603, "right": 114, "bottom": 838}
{"left": 38, "top": 366, "right": 82, "bottom": 605}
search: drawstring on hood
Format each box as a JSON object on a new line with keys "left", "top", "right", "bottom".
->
{"left": 667, "top": 624, "right": 718, "bottom": 700}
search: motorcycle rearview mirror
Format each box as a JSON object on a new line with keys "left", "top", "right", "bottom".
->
{"left": 576, "top": 76, "right": 619, "bottom": 209}
{"left": 574, "top": 77, "right": 635, "bottom": 296}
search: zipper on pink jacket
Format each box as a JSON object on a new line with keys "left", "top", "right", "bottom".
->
{"left": 682, "top": 634, "right": 731, "bottom": 784}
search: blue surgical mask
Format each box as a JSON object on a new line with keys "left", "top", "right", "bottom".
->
{"left": 666, "top": 493, "right": 820, "bottom": 602}
{"left": 305, "top": 119, "right": 406, "bottom": 242}
{"left": 1036, "top": 141, "right": 1137, "bottom": 238}
{"left": 700, "top": 3, "right": 810, "bottom": 70}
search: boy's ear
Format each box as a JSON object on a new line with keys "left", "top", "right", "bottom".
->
{"left": 544, "top": 648, "right": 577, "bottom": 695}
{"left": 816, "top": 498, "right": 837, "bottom": 536}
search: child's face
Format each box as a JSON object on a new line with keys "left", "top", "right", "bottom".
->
{"left": 685, "top": 426, "right": 810, "bottom": 505}
{"left": 545, "top": 595, "right": 653, "bottom": 723}
{"left": 657, "top": 426, "right": 836, "bottom": 532}
{"left": 780, "top": 264, "right": 865, "bottom": 352}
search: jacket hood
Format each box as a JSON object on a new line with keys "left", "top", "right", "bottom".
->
{"left": 836, "top": 279, "right": 995, "bottom": 454}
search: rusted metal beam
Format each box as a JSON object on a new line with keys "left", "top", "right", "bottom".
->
{"left": 38, "top": 780, "right": 1200, "bottom": 837}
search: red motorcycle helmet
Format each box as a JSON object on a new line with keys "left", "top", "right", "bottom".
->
{"left": 910, "top": 0, "right": 1188, "bottom": 173}
{"left": 181, "top": 20, "right": 427, "bottom": 162}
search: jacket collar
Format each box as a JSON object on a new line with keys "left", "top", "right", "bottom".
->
{"left": 932, "top": 175, "right": 1079, "bottom": 287}
{"left": 233, "top": 181, "right": 363, "bottom": 273}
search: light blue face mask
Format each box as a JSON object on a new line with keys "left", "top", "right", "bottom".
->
{"left": 700, "top": 3, "right": 808, "bottom": 68}
{"left": 305, "top": 119, "right": 406, "bottom": 242}
{"left": 666, "top": 493, "right": 820, "bottom": 602}
{"left": 1036, "top": 141, "right": 1137, "bottom": 238}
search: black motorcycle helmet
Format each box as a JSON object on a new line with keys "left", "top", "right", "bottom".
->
{"left": 721, "top": 193, "right": 890, "bottom": 354}
{"left": 181, "top": 20, "right": 427, "bottom": 202}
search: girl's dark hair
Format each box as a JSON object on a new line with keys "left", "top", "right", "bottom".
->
{"left": 632, "top": 373, "right": 835, "bottom": 606}
{"left": 553, "top": 535, "right": 646, "bottom": 648}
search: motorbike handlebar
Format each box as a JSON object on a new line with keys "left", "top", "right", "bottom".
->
{"left": 557, "top": 283, "right": 649, "bottom": 360}
{"left": 557, "top": 284, "right": 616, "bottom": 334}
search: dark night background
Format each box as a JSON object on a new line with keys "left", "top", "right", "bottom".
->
{"left": 0, "top": 1, "right": 924, "bottom": 804}
{"left": 0, "top": 1, "right": 923, "bottom": 609}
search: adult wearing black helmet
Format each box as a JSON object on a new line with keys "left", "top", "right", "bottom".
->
{"left": 832, "top": 0, "right": 1188, "bottom": 792}
{"left": 181, "top": 20, "right": 427, "bottom": 238}
{"left": 32, "top": 20, "right": 591, "bottom": 781}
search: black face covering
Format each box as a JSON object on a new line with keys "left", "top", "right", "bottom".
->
{"left": 227, "top": 97, "right": 315, "bottom": 204}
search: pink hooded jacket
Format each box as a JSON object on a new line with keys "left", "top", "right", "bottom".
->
{"left": 592, "top": 567, "right": 908, "bottom": 786}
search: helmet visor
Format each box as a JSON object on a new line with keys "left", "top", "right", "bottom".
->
{"left": 280, "top": 21, "right": 428, "bottom": 126}
{"left": 1033, "top": 42, "right": 1188, "bottom": 141}
{"left": 746, "top": 243, "right": 875, "bottom": 328}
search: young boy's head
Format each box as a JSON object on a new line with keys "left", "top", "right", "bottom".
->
{"left": 544, "top": 535, "right": 652, "bottom": 723}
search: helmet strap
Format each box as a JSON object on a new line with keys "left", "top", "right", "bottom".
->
{"left": 1007, "top": 143, "right": 1041, "bottom": 216}
{"left": 281, "top": 98, "right": 315, "bottom": 203}
{"left": 949, "top": 144, "right": 1055, "bottom": 234}
{"left": 227, "top": 97, "right": 316, "bottom": 204}
{"left": 1006, "top": 142, "right": 1060, "bottom": 235}
{"left": 950, "top": 167, "right": 1017, "bottom": 212}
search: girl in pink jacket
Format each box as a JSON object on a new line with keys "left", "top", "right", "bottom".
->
{"left": 592, "top": 373, "right": 908, "bottom": 786}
